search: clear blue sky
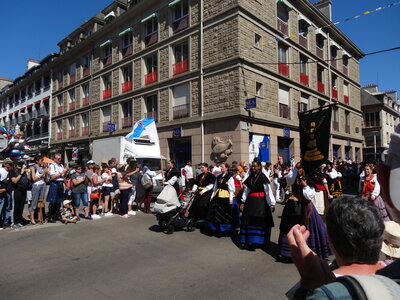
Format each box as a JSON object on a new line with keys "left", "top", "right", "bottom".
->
{"left": 1, "top": 0, "right": 399, "bottom": 94}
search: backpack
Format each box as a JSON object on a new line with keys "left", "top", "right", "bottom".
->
{"left": 141, "top": 173, "right": 153, "bottom": 190}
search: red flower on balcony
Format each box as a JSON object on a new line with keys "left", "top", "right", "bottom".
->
{"left": 300, "top": 72, "right": 309, "bottom": 86}
{"left": 344, "top": 95, "right": 349, "bottom": 104}
{"left": 332, "top": 88, "right": 338, "bottom": 99}
{"left": 82, "top": 97, "right": 90, "bottom": 106}
{"left": 318, "top": 81, "right": 325, "bottom": 93}
{"left": 69, "top": 102, "right": 75, "bottom": 111}
{"left": 57, "top": 107, "right": 63, "bottom": 115}
{"left": 278, "top": 62, "right": 289, "bottom": 77}
{"left": 144, "top": 72, "right": 157, "bottom": 85}
{"left": 173, "top": 59, "right": 189, "bottom": 76}
{"left": 122, "top": 81, "right": 133, "bottom": 93}
{"left": 57, "top": 132, "right": 63, "bottom": 140}
{"left": 69, "top": 130, "right": 75, "bottom": 137}
{"left": 103, "top": 89, "right": 112, "bottom": 99}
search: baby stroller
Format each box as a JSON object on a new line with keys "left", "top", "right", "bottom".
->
{"left": 154, "top": 185, "right": 195, "bottom": 234}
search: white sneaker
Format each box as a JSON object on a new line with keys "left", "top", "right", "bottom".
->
{"left": 91, "top": 214, "right": 101, "bottom": 219}
{"left": 105, "top": 212, "right": 114, "bottom": 216}
{"left": 128, "top": 211, "right": 137, "bottom": 216}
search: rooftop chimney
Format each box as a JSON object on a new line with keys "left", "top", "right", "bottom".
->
{"left": 314, "top": 0, "right": 332, "bottom": 21}
{"left": 27, "top": 58, "right": 40, "bottom": 71}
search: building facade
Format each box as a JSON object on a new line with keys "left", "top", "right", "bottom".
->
{"left": 361, "top": 85, "right": 400, "bottom": 162}
{"left": 0, "top": 55, "right": 58, "bottom": 157}
{"left": 49, "top": 0, "right": 364, "bottom": 167}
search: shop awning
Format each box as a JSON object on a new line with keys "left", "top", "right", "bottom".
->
{"left": 141, "top": 13, "right": 157, "bottom": 23}
{"left": 14, "top": 111, "right": 18, "bottom": 115}
{"left": 276, "top": 0, "right": 293, "bottom": 11}
{"left": 8, "top": 113, "right": 12, "bottom": 116}
{"left": 20, "top": 107, "right": 25, "bottom": 111}
{"left": 34, "top": 100, "right": 41, "bottom": 105}
{"left": 43, "top": 96, "right": 50, "bottom": 101}
{"left": 168, "top": 0, "right": 181, "bottom": 7}
{"left": 100, "top": 40, "right": 111, "bottom": 48}
{"left": 27, "top": 104, "right": 33, "bottom": 108}
{"left": 118, "top": 27, "right": 132, "bottom": 37}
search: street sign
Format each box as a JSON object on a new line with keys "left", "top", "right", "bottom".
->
{"left": 283, "top": 127, "right": 290, "bottom": 138}
{"left": 172, "top": 127, "right": 182, "bottom": 138}
{"left": 107, "top": 123, "right": 116, "bottom": 132}
{"left": 72, "top": 147, "right": 78, "bottom": 160}
{"left": 245, "top": 97, "right": 257, "bottom": 109}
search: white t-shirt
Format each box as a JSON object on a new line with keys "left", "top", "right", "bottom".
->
{"left": 0, "top": 167, "right": 8, "bottom": 181}
{"left": 102, "top": 173, "right": 113, "bottom": 187}
{"left": 184, "top": 165, "right": 193, "bottom": 179}
{"left": 49, "top": 163, "right": 64, "bottom": 182}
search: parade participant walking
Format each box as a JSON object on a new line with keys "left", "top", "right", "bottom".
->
{"left": 359, "top": 164, "right": 390, "bottom": 221}
{"left": 47, "top": 153, "right": 68, "bottom": 222}
{"left": 239, "top": 160, "right": 276, "bottom": 250}
{"left": 71, "top": 165, "right": 90, "bottom": 220}
{"left": 189, "top": 163, "right": 215, "bottom": 224}
{"left": 205, "top": 163, "right": 237, "bottom": 234}
{"left": 273, "top": 164, "right": 282, "bottom": 202}
{"left": 29, "top": 156, "right": 48, "bottom": 224}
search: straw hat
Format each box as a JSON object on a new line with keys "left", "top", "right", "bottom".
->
{"left": 381, "top": 221, "right": 400, "bottom": 258}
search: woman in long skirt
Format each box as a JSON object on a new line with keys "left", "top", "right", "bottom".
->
{"left": 239, "top": 160, "right": 276, "bottom": 250}
{"left": 359, "top": 165, "right": 390, "bottom": 221}
{"left": 278, "top": 171, "right": 331, "bottom": 260}
{"left": 205, "top": 163, "right": 238, "bottom": 234}
{"left": 189, "top": 163, "right": 215, "bottom": 225}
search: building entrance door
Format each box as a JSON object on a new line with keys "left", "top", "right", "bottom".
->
{"left": 169, "top": 137, "right": 192, "bottom": 170}
{"left": 278, "top": 137, "right": 292, "bottom": 163}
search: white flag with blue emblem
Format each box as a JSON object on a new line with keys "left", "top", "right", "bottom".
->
{"left": 125, "top": 118, "right": 159, "bottom": 144}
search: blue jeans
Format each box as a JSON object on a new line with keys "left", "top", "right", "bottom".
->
{"left": 4, "top": 192, "right": 12, "bottom": 225}
{"left": 72, "top": 192, "right": 89, "bottom": 208}
{"left": 0, "top": 196, "right": 5, "bottom": 226}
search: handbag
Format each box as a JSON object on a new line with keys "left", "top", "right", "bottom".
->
{"left": 90, "top": 192, "right": 100, "bottom": 199}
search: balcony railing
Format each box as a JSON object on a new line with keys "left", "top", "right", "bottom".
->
{"left": 333, "top": 121, "right": 339, "bottom": 131}
{"left": 69, "top": 130, "right": 75, "bottom": 138}
{"left": 70, "top": 74, "right": 76, "bottom": 84}
{"left": 278, "top": 62, "right": 289, "bottom": 77}
{"left": 145, "top": 111, "right": 158, "bottom": 122}
{"left": 103, "top": 89, "right": 112, "bottom": 99}
{"left": 316, "top": 47, "right": 323, "bottom": 59}
{"left": 173, "top": 59, "right": 189, "bottom": 76}
{"left": 145, "top": 32, "right": 158, "bottom": 47}
{"left": 344, "top": 95, "right": 349, "bottom": 104}
{"left": 122, "top": 45, "right": 133, "bottom": 57}
{"left": 317, "top": 81, "right": 325, "bottom": 93}
{"left": 103, "top": 56, "right": 112, "bottom": 67}
{"left": 144, "top": 72, "right": 157, "bottom": 85}
{"left": 69, "top": 102, "right": 76, "bottom": 111}
{"left": 173, "top": 103, "right": 189, "bottom": 119}
{"left": 57, "top": 132, "right": 63, "bottom": 140}
{"left": 82, "top": 97, "right": 90, "bottom": 106}
{"left": 300, "top": 72, "right": 309, "bottom": 86}
{"left": 58, "top": 107, "right": 63, "bottom": 115}
{"left": 172, "top": 15, "right": 189, "bottom": 33}
{"left": 331, "top": 59, "right": 337, "bottom": 69}
{"left": 345, "top": 125, "right": 350, "bottom": 134}
{"left": 332, "top": 88, "right": 338, "bottom": 99}
{"left": 299, "top": 35, "right": 307, "bottom": 48}
{"left": 82, "top": 127, "right": 90, "bottom": 135}
{"left": 83, "top": 67, "right": 91, "bottom": 77}
{"left": 122, "top": 116, "right": 132, "bottom": 128}
{"left": 277, "top": 18, "right": 288, "bottom": 35}
{"left": 343, "top": 65, "right": 348, "bottom": 76}
{"left": 122, "top": 81, "right": 133, "bottom": 93}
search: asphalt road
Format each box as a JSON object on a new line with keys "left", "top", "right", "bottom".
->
{"left": 0, "top": 204, "right": 299, "bottom": 300}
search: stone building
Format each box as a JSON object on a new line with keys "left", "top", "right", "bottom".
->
{"left": 50, "top": 0, "right": 364, "bottom": 167}
{"left": 0, "top": 55, "right": 58, "bottom": 157}
{"left": 361, "top": 84, "right": 400, "bottom": 162}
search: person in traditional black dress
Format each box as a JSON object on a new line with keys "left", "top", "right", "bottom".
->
{"left": 205, "top": 163, "right": 238, "bottom": 234}
{"left": 239, "top": 160, "right": 276, "bottom": 250}
{"left": 189, "top": 163, "right": 215, "bottom": 225}
{"left": 164, "top": 160, "right": 181, "bottom": 197}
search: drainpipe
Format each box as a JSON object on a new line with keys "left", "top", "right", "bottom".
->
{"left": 200, "top": 0, "right": 205, "bottom": 162}
{"left": 88, "top": 46, "right": 95, "bottom": 158}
